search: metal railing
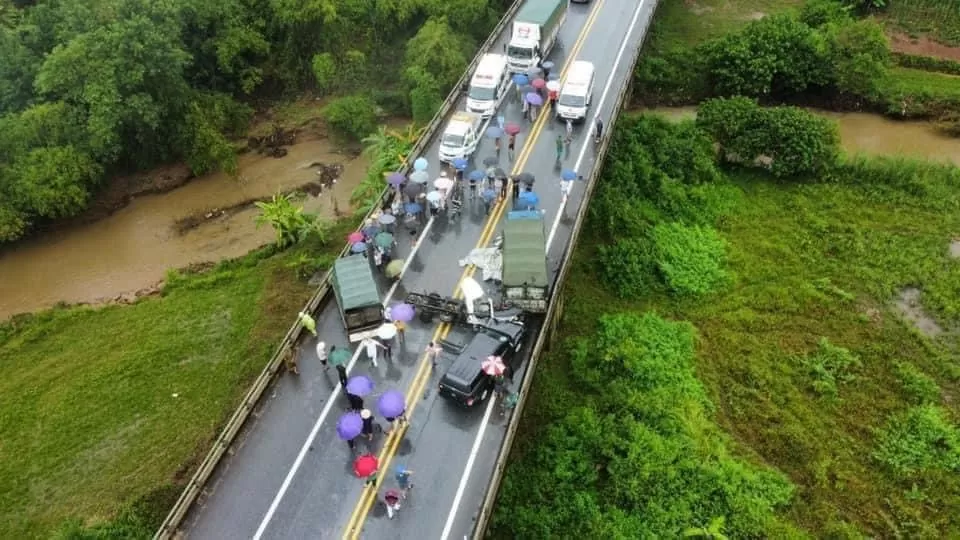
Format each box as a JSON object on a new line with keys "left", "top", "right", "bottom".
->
{"left": 469, "top": 15, "right": 653, "bottom": 539}
{"left": 153, "top": 2, "right": 524, "bottom": 537}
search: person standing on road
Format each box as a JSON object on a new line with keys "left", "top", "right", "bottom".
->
{"left": 394, "top": 320, "right": 406, "bottom": 344}
{"left": 336, "top": 363, "right": 348, "bottom": 388}
{"left": 380, "top": 337, "right": 393, "bottom": 361}
{"left": 316, "top": 341, "right": 329, "bottom": 371}
{"left": 298, "top": 311, "right": 317, "bottom": 337}
{"left": 362, "top": 337, "right": 385, "bottom": 367}
{"left": 426, "top": 341, "right": 443, "bottom": 368}
{"left": 384, "top": 489, "right": 402, "bottom": 519}
{"left": 555, "top": 135, "right": 564, "bottom": 162}
{"left": 361, "top": 409, "right": 376, "bottom": 441}
{"left": 565, "top": 119, "right": 573, "bottom": 143}
{"left": 594, "top": 117, "right": 604, "bottom": 141}
{"left": 507, "top": 134, "right": 516, "bottom": 161}
{"left": 347, "top": 392, "right": 364, "bottom": 411}
{"left": 395, "top": 465, "right": 414, "bottom": 498}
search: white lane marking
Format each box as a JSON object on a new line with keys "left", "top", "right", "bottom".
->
{"left": 439, "top": 1, "right": 649, "bottom": 538}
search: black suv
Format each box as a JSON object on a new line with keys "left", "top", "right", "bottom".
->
{"left": 438, "top": 319, "right": 526, "bottom": 407}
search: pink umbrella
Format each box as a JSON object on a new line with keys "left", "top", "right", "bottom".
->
{"left": 504, "top": 123, "right": 521, "bottom": 136}
{"left": 347, "top": 231, "right": 364, "bottom": 243}
{"left": 481, "top": 355, "right": 506, "bottom": 376}
{"left": 531, "top": 78, "right": 546, "bottom": 89}
{"left": 354, "top": 453, "right": 379, "bottom": 478}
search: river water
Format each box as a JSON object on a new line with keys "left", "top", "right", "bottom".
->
{"left": 0, "top": 137, "right": 366, "bottom": 320}
{"left": 2, "top": 110, "right": 959, "bottom": 320}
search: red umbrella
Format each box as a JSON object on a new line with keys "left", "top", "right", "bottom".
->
{"left": 347, "top": 231, "right": 364, "bottom": 243}
{"left": 482, "top": 355, "right": 506, "bottom": 376}
{"left": 531, "top": 78, "right": 546, "bottom": 89}
{"left": 504, "top": 123, "right": 521, "bottom": 136}
{"left": 353, "top": 453, "right": 379, "bottom": 478}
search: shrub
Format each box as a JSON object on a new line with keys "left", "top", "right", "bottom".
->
{"left": 893, "top": 52, "right": 960, "bottom": 77}
{"left": 799, "top": 0, "right": 852, "bottom": 28}
{"left": 895, "top": 362, "right": 941, "bottom": 405}
{"left": 825, "top": 19, "right": 890, "bottom": 98}
{"left": 874, "top": 405, "right": 960, "bottom": 475}
{"left": 798, "top": 337, "right": 861, "bottom": 398}
{"left": 322, "top": 94, "right": 378, "bottom": 142}
{"left": 652, "top": 222, "right": 730, "bottom": 296}
{"left": 597, "top": 236, "right": 658, "bottom": 300}
{"left": 311, "top": 52, "right": 337, "bottom": 95}
{"left": 633, "top": 46, "right": 709, "bottom": 106}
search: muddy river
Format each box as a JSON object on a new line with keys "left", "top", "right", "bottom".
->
{"left": 0, "top": 137, "right": 366, "bottom": 319}
{"left": 2, "top": 110, "right": 960, "bottom": 320}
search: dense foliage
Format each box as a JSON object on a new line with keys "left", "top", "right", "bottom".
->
{"left": 0, "top": 0, "right": 506, "bottom": 243}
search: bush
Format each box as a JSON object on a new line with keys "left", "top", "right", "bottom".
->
{"left": 597, "top": 236, "right": 657, "bottom": 300}
{"left": 652, "top": 222, "right": 730, "bottom": 296}
{"left": 874, "top": 405, "right": 960, "bottom": 475}
{"left": 311, "top": 52, "right": 337, "bottom": 95}
{"left": 322, "top": 94, "right": 378, "bottom": 142}
{"left": 825, "top": 19, "right": 890, "bottom": 98}
{"left": 633, "top": 46, "right": 709, "bottom": 106}
{"left": 798, "top": 338, "right": 861, "bottom": 398}
{"left": 893, "top": 52, "right": 960, "bottom": 77}
{"left": 895, "top": 362, "right": 941, "bottom": 405}
{"left": 799, "top": 0, "right": 852, "bottom": 28}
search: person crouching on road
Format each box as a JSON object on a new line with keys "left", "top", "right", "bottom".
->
{"left": 384, "top": 489, "right": 402, "bottom": 519}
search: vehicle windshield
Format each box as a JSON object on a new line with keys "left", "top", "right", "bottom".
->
{"left": 468, "top": 85, "right": 496, "bottom": 101}
{"left": 558, "top": 94, "right": 585, "bottom": 107}
{"left": 442, "top": 133, "right": 465, "bottom": 147}
{"left": 507, "top": 45, "right": 533, "bottom": 59}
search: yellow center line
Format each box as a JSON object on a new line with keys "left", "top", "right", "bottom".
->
{"left": 342, "top": 2, "right": 606, "bottom": 535}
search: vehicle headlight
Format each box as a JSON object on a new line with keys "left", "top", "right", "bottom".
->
{"left": 505, "top": 288, "right": 524, "bottom": 299}
{"left": 527, "top": 287, "right": 545, "bottom": 299}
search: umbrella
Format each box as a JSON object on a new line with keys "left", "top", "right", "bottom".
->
{"left": 434, "top": 177, "right": 454, "bottom": 191}
{"left": 482, "top": 156, "right": 499, "bottom": 167}
{"left": 526, "top": 66, "right": 541, "bottom": 78}
{"left": 452, "top": 158, "right": 469, "bottom": 170}
{"left": 387, "top": 172, "right": 405, "bottom": 186}
{"left": 404, "top": 202, "right": 423, "bottom": 214}
{"left": 329, "top": 348, "right": 351, "bottom": 367}
{"left": 531, "top": 78, "right": 546, "bottom": 89}
{"left": 525, "top": 92, "right": 543, "bottom": 106}
{"left": 378, "top": 213, "right": 396, "bottom": 226}
{"left": 426, "top": 191, "right": 442, "bottom": 204}
{"left": 376, "top": 323, "right": 397, "bottom": 340}
{"left": 561, "top": 169, "right": 577, "bottom": 181}
{"left": 391, "top": 303, "right": 415, "bottom": 322}
{"left": 518, "top": 191, "right": 539, "bottom": 207}
{"left": 516, "top": 172, "right": 535, "bottom": 185}
{"left": 490, "top": 167, "right": 507, "bottom": 179}
{"left": 542, "top": 60, "right": 555, "bottom": 71}
{"left": 362, "top": 224, "right": 380, "bottom": 238}
{"left": 482, "top": 355, "right": 506, "bottom": 376}
{"left": 337, "top": 412, "right": 363, "bottom": 440}
{"left": 378, "top": 389, "right": 406, "bottom": 418}
{"left": 504, "top": 123, "right": 521, "bottom": 136}
{"left": 403, "top": 183, "right": 424, "bottom": 200}
{"left": 512, "top": 73, "right": 529, "bottom": 86}
{"left": 385, "top": 259, "right": 404, "bottom": 279}
{"left": 468, "top": 169, "right": 486, "bottom": 182}
{"left": 351, "top": 241, "right": 367, "bottom": 254}
{"left": 481, "top": 188, "right": 497, "bottom": 201}
{"left": 354, "top": 453, "right": 379, "bottom": 478}
{"left": 374, "top": 232, "right": 394, "bottom": 249}
{"left": 485, "top": 126, "right": 503, "bottom": 139}
{"left": 546, "top": 80, "right": 561, "bottom": 92}
{"left": 409, "top": 170, "right": 429, "bottom": 184}
{"left": 413, "top": 157, "right": 428, "bottom": 171}
{"left": 346, "top": 375, "right": 375, "bottom": 396}
{"left": 347, "top": 231, "right": 364, "bottom": 243}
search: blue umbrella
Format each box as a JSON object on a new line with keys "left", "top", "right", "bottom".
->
{"left": 525, "top": 92, "right": 543, "bottom": 106}
{"left": 512, "top": 73, "right": 529, "bottom": 86}
{"left": 404, "top": 202, "right": 423, "bottom": 215}
{"left": 481, "top": 188, "right": 497, "bottom": 201}
{"left": 387, "top": 172, "right": 405, "bottom": 186}
{"left": 362, "top": 224, "right": 380, "bottom": 238}
{"left": 541, "top": 60, "right": 555, "bottom": 71}
{"left": 485, "top": 126, "right": 503, "bottom": 139}
{"left": 377, "top": 390, "right": 406, "bottom": 419}
{"left": 452, "top": 158, "right": 469, "bottom": 170}
{"left": 414, "top": 157, "right": 429, "bottom": 171}
{"left": 548, "top": 73, "right": 560, "bottom": 81}
{"left": 351, "top": 241, "right": 367, "bottom": 253}
{"left": 561, "top": 169, "right": 577, "bottom": 181}
{"left": 468, "top": 169, "right": 486, "bottom": 182}
{"left": 346, "top": 375, "right": 375, "bottom": 397}
{"left": 518, "top": 191, "right": 539, "bottom": 207}
{"left": 337, "top": 412, "right": 363, "bottom": 440}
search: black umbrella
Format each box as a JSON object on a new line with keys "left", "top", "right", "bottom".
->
{"left": 403, "top": 182, "right": 424, "bottom": 200}
{"left": 516, "top": 172, "right": 535, "bottom": 185}
{"left": 491, "top": 167, "right": 507, "bottom": 179}
{"left": 482, "top": 156, "right": 499, "bottom": 167}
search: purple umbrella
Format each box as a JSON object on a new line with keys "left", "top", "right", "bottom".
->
{"left": 387, "top": 172, "right": 405, "bottom": 186}
{"left": 391, "top": 303, "right": 415, "bottom": 322}
{"left": 337, "top": 412, "right": 363, "bottom": 440}
{"left": 525, "top": 92, "right": 543, "bottom": 106}
{"left": 378, "top": 390, "right": 406, "bottom": 418}
{"left": 346, "top": 375, "right": 375, "bottom": 396}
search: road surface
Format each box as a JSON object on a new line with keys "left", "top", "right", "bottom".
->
{"left": 181, "top": 0, "right": 655, "bottom": 537}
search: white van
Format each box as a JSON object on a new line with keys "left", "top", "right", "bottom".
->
{"left": 439, "top": 111, "right": 484, "bottom": 163}
{"left": 467, "top": 54, "right": 509, "bottom": 118}
{"left": 555, "top": 61, "right": 595, "bottom": 123}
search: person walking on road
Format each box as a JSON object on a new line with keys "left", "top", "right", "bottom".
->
{"left": 395, "top": 466, "right": 414, "bottom": 498}
{"left": 594, "top": 117, "right": 604, "bottom": 142}
{"left": 507, "top": 134, "right": 516, "bottom": 161}
{"left": 347, "top": 393, "right": 364, "bottom": 411}
{"left": 555, "top": 135, "right": 564, "bottom": 162}
{"left": 336, "top": 363, "right": 348, "bottom": 388}
{"left": 361, "top": 409, "right": 376, "bottom": 441}
{"left": 298, "top": 311, "right": 317, "bottom": 337}
{"left": 362, "top": 337, "right": 385, "bottom": 368}
{"left": 426, "top": 341, "right": 444, "bottom": 368}
{"left": 380, "top": 337, "right": 393, "bottom": 361}
{"left": 565, "top": 119, "right": 573, "bottom": 143}
{"left": 394, "top": 320, "right": 406, "bottom": 344}
{"left": 384, "top": 489, "right": 402, "bottom": 519}
{"left": 384, "top": 407, "right": 407, "bottom": 433}
{"left": 316, "top": 341, "right": 329, "bottom": 371}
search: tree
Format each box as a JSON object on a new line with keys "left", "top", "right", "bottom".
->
{"left": 403, "top": 17, "right": 470, "bottom": 94}
{"left": 322, "top": 94, "right": 378, "bottom": 142}
{"left": 311, "top": 52, "right": 336, "bottom": 95}
{"left": 8, "top": 146, "right": 101, "bottom": 219}
{"left": 685, "top": 516, "right": 730, "bottom": 539}
{"left": 825, "top": 19, "right": 890, "bottom": 98}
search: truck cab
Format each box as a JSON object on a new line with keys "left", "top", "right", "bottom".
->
{"left": 506, "top": 0, "right": 567, "bottom": 73}
{"left": 467, "top": 53, "right": 510, "bottom": 118}
{"left": 501, "top": 210, "right": 549, "bottom": 313}
{"left": 439, "top": 111, "right": 483, "bottom": 164}
{"left": 438, "top": 319, "right": 526, "bottom": 407}
{"left": 506, "top": 23, "right": 542, "bottom": 72}
{"left": 332, "top": 255, "right": 384, "bottom": 342}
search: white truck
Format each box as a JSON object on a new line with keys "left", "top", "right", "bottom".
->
{"left": 505, "top": 0, "right": 568, "bottom": 73}
{"left": 466, "top": 53, "right": 510, "bottom": 118}
{"left": 439, "top": 111, "right": 484, "bottom": 164}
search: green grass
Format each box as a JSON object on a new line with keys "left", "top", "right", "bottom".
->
{"left": 641, "top": 0, "right": 804, "bottom": 52}
{"left": 886, "top": 66, "right": 960, "bottom": 99}
{"left": 510, "top": 166, "right": 960, "bottom": 536}
{"left": 883, "top": 0, "right": 960, "bottom": 46}
{"left": 0, "top": 222, "right": 353, "bottom": 538}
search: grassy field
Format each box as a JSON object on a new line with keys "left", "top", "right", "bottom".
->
{"left": 883, "top": 0, "right": 960, "bottom": 46}
{"left": 506, "top": 149, "right": 960, "bottom": 535}
{"left": 0, "top": 220, "right": 353, "bottom": 538}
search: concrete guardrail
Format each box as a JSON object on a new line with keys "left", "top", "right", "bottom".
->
{"left": 469, "top": 18, "right": 652, "bottom": 540}
{"left": 153, "top": 2, "right": 524, "bottom": 537}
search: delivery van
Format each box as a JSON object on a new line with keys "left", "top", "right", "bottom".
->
{"left": 439, "top": 111, "right": 484, "bottom": 163}
{"left": 555, "top": 61, "right": 595, "bottom": 122}
{"left": 467, "top": 54, "right": 509, "bottom": 118}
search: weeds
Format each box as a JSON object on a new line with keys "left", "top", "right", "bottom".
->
{"left": 798, "top": 337, "right": 861, "bottom": 398}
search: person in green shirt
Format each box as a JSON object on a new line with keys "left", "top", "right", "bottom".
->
{"left": 555, "top": 135, "right": 563, "bottom": 162}
{"left": 298, "top": 311, "right": 317, "bottom": 336}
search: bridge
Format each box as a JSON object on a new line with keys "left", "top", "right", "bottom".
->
{"left": 159, "top": 0, "right": 658, "bottom": 537}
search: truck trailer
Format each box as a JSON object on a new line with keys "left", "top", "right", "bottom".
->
{"left": 500, "top": 210, "right": 549, "bottom": 313}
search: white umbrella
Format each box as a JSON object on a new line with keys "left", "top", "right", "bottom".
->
{"left": 409, "top": 170, "right": 429, "bottom": 184}
{"left": 426, "top": 191, "right": 442, "bottom": 203}
{"left": 376, "top": 323, "right": 398, "bottom": 340}
{"left": 546, "top": 80, "right": 560, "bottom": 92}
{"left": 434, "top": 177, "right": 454, "bottom": 191}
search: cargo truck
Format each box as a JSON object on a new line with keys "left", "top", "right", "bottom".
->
{"left": 505, "top": 0, "right": 567, "bottom": 73}
{"left": 332, "top": 254, "right": 384, "bottom": 342}
{"left": 500, "top": 210, "right": 548, "bottom": 313}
